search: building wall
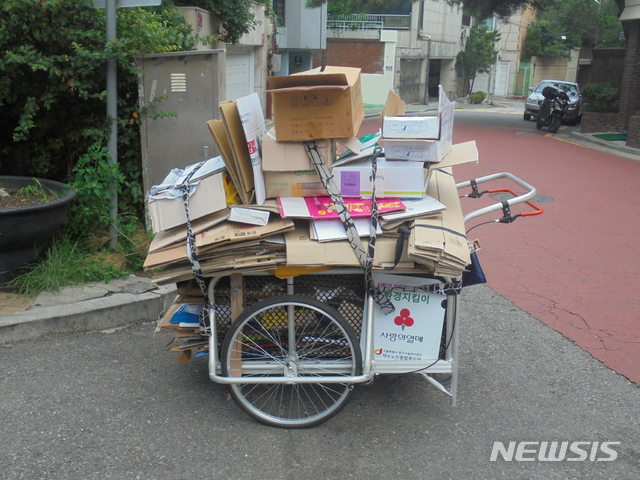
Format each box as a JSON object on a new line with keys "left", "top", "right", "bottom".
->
{"left": 590, "top": 48, "right": 627, "bottom": 92}
{"left": 618, "top": 19, "right": 640, "bottom": 130}
{"left": 471, "top": 8, "right": 532, "bottom": 97}
{"left": 313, "top": 38, "right": 385, "bottom": 73}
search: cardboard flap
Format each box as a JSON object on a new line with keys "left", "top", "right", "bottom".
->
{"left": 207, "top": 119, "right": 250, "bottom": 204}
{"left": 219, "top": 101, "right": 255, "bottom": 203}
{"left": 267, "top": 73, "right": 350, "bottom": 90}
{"left": 381, "top": 89, "right": 406, "bottom": 122}
{"left": 148, "top": 208, "right": 230, "bottom": 253}
{"left": 322, "top": 65, "right": 362, "bottom": 85}
{"left": 436, "top": 141, "right": 478, "bottom": 168}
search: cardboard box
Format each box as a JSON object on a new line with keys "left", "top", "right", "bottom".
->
{"left": 264, "top": 170, "right": 327, "bottom": 198}
{"left": 267, "top": 66, "right": 364, "bottom": 141}
{"left": 148, "top": 172, "right": 227, "bottom": 234}
{"left": 332, "top": 157, "right": 431, "bottom": 198}
{"left": 382, "top": 86, "right": 455, "bottom": 163}
{"left": 383, "top": 138, "right": 447, "bottom": 163}
{"left": 382, "top": 115, "right": 440, "bottom": 140}
{"left": 261, "top": 128, "right": 335, "bottom": 171}
{"left": 261, "top": 129, "right": 363, "bottom": 197}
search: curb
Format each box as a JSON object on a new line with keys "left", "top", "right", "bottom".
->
{"left": 570, "top": 131, "right": 640, "bottom": 158}
{"left": 0, "top": 283, "right": 176, "bottom": 344}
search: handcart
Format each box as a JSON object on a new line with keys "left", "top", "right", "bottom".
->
{"left": 196, "top": 172, "right": 543, "bottom": 428}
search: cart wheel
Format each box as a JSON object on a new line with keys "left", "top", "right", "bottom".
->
{"left": 220, "top": 294, "right": 362, "bottom": 428}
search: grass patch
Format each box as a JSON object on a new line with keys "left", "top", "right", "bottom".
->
{"left": 9, "top": 223, "right": 152, "bottom": 297}
{"left": 592, "top": 133, "right": 627, "bottom": 141}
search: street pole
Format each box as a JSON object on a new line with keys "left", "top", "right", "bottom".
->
{"left": 106, "top": 0, "right": 118, "bottom": 247}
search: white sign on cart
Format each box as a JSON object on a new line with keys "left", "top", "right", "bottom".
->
{"left": 371, "top": 273, "right": 447, "bottom": 373}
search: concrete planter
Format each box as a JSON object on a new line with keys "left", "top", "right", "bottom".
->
{"left": 0, "top": 176, "right": 76, "bottom": 284}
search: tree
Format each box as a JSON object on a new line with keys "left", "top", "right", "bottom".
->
{"left": 172, "top": 0, "right": 257, "bottom": 44}
{"left": 0, "top": 0, "right": 199, "bottom": 221}
{"left": 522, "top": 0, "right": 625, "bottom": 58}
{"left": 445, "top": 0, "right": 625, "bottom": 21}
{"left": 456, "top": 26, "right": 501, "bottom": 96}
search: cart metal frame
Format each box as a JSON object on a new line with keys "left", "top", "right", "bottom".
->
{"left": 202, "top": 172, "right": 540, "bottom": 425}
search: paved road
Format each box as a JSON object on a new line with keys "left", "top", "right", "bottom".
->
{"left": 453, "top": 117, "right": 640, "bottom": 386}
{"left": 1, "top": 285, "right": 639, "bottom": 479}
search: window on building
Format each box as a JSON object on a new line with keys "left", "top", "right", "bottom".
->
{"left": 479, "top": 17, "right": 496, "bottom": 31}
{"left": 374, "top": 0, "right": 411, "bottom": 15}
{"left": 274, "top": 0, "right": 285, "bottom": 26}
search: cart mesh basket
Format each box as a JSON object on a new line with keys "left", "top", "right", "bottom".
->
{"left": 209, "top": 273, "right": 367, "bottom": 348}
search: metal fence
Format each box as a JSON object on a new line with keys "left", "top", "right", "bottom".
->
{"left": 327, "top": 14, "right": 410, "bottom": 31}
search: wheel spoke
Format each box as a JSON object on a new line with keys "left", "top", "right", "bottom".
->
{"left": 221, "top": 294, "right": 362, "bottom": 428}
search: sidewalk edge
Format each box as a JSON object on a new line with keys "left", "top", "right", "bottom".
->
{"left": 0, "top": 284, "right": 177, "bottom": 344}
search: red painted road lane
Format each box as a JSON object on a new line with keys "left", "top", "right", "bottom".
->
{"left": 359, "top": 117, "right": 640, "bottom": 384}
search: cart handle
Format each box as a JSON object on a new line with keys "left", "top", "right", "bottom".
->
{"left": 456, "top": 172, "right": 543, "bottom": 224}
{"left": 487, "top": 188, "right": 544, "bottom": 219}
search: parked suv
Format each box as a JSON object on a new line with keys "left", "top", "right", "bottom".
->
{"left": 524, "top": 80, "right": 582, "bottom": 124}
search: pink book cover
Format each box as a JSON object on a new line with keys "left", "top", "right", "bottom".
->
{"left": 304, "top": 197, "right": 405, "bottom": 219}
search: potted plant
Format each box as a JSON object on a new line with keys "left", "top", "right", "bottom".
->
{"left": 0, "top": 176, "right": 76, "bottom": 284}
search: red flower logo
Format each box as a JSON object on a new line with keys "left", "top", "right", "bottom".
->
{"left": 393, "top": 308, "right": 414, "bottom": 330}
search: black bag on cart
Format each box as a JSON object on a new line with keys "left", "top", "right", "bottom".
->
{"left": 462, "top": 251, "right": 487, "bottom": 287}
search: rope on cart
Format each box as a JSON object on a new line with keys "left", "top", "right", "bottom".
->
{"left": 303, "top": 141, "right": 394, "bottom": 314}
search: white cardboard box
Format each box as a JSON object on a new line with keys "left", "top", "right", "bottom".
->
{"left": 332, "top": 157, "right": 430, "bottom": 198}
{"left": 382, "top": 115, "right": 440, "bottom": 139}
{"left": 382, "top": 86, "right": 455, "bottom": 163}
{"left": 384, "top": 138, "right": 446, "bottom": 162}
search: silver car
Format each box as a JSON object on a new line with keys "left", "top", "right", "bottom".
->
{"left": 524, "top": 80, "right": 583, "bottom": 124}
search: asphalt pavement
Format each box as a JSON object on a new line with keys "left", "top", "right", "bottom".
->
{"left": 1, "top": 284, "right": 638, "bottom": 479}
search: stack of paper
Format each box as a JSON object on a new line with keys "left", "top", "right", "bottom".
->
{"left": 155, "top": 298, "right": 208, "bottom": 362}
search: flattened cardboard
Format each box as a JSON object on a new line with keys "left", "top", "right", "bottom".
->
{"left": 207, "top": 118, "right": 252, "bottom": 205}
{"left": 436, "top": 140, "right": 478, "bottom": 169}
{"left": 147, "top": 172, "right": 227, "bottom": 234}
{"left": 267, "top": 66, "right": 364, "bottom": 141}
{"left": 229, "top": 206, "right": 270, "bottom": 226}
{"left": 196, "top": 218, "right": 295, "bottom": 251}
{"left": 147, "top": 208, "right": 230, "bottom": 253}
{"left": 235, "top": 93, "right": 267, "bottom": 204}
{"left": 218, "top": 101, "right": 255, "bottom": 203}
{"left": 408, "top": 167, "right": 470, "bottom": 275}
{"left": 284, "top": 227, "right": 412, "bottom": 267}
{"left": 379, "top": 196, "right": 446, "bottom": 229}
